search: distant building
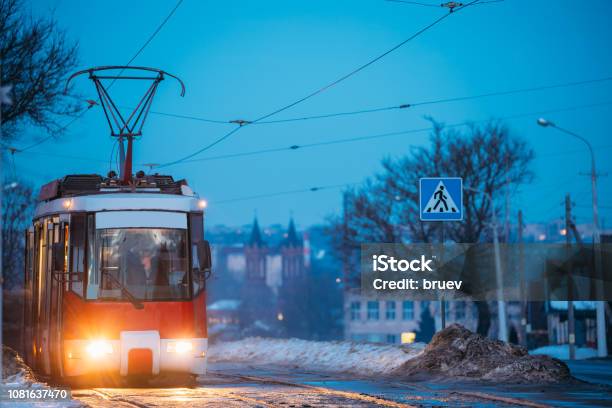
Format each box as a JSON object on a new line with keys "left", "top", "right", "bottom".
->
{"left": 547, "top": 301, "right": 597, "bottom": 348}
{"left": 517, "top": 220, "right": 597, "bottom": 243}
{"left": 207, "top": 217, "right": 311, "bottom": 339}
{"left": 343, "top": 290, "right": 480, "bottom": 344}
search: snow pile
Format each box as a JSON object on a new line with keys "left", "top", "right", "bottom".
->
{"left": 2, "top": 346, "right": 82, "bottom": 407}
{"left": 531, "top": 345, "right": 598, "bottom": 360}
{"left": 209, "top": 337, "right": 424, "bottom": 375}
{"left": 393, "top": 324, "right": 572, "bottom": 383}
{"left": 2, "top": 346, "right": 37, "bottom": 387}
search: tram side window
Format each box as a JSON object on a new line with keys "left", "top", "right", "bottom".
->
{"left": 190, "top": 213, "right": 205, "bottom": 295}
{"left": 69, "top": 214, "right": 86, "bottom": 297}
{"left": 86, "top": 214, "right": 98, "bottom": 299}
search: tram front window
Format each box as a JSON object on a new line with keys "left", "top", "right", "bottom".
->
{"left": 97, "top": 228, "right": 189, "bottom": 300}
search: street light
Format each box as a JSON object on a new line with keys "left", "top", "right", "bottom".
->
{"left": 537, "top": 118, "right": 607, "bottom": 358}
{"left": 465, "top": 186, "right": 508, "bottom": 342}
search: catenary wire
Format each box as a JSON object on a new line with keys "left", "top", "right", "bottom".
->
{"left": 156, "top": 0, "right": 482, "bottom": 168}
{"left": 109, "top": 0, "right": 184, "bottom": 87}
{"left": 13, "top": 0, "right": 185, "bottom": 153}
{"left": 146, "top": 76, "right": 612, "bottom": 126}
{"left": 8, "top": 99, "right": 612, "bottom": 167}
{"left": 386, "top": 0, "right": 504, "bottom": 7}
{"left": 213, "top": 182, "right": 358, "bottom": 204}
{"left": 160, "top": 100, "right": 612, "bottom": 166}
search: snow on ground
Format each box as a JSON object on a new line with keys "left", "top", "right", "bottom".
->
{"left": 530, "top": 345, "right": 598, "bottom": 360}
{"left": 209, "top": 337, "right": 424, "bottom": 376}
{"left": 1, "top": 346, "right": 82, "bottom": 407}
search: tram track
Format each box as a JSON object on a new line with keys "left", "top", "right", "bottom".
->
{"left": 209, "top": 371, "right": 429, "bottom": 408}
{"left": 79, "top": 388, "right": 151, "bottom": 408}
{"left": 210, "top": 370, "right": 557, "bottom": 408}
{"left": 70, "top": 369, "right": 559, "bottom": 407}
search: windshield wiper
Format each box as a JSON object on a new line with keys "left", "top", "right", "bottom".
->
{"left": 102, "top": 269, "right": 144, "bottom": 310}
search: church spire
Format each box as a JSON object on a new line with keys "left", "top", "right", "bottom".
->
{"left": 284, "top": 217, "right": 301, "bottom": 247}
{"left": 249, "top": 217, "right": 264, "bottom": 246}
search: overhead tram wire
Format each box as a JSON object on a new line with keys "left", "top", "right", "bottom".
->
{"left": 213, "top": 182, "right": 358, "bottom": 205}
{"left": 160, "top": 100, "right": 612, "bottom": 166}
{"left": 156, "top": 0, "right": 483, "bottom": 168}
{"left": 144, "top": 75, "right": 612, "bottom": 126}
{"left": 2, "top": 0, "right": 185, "bottom": 159}
{"left": 11, "top": 108, "right": 92, "bottom": 153}
{"left": 385, "top": 1, "right": 441, "bottom": 8}
{"left": 386, "top": 0, "right": 504, "bottom": 7}
{"left": 108, "top": 0, "right": 184, "bottom": 88}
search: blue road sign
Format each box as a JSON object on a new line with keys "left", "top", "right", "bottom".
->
{"left": 419, "top": 177, "right": 463, "bottom": 221}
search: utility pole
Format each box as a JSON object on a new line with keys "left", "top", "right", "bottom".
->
{"left": 492, "top": 206, "right": 508, "bottom": 342}
{"left": 342, "top": 191, "right": 349, "bottom": 287}
{"left": 504, "top": 163, "right": 511, "bottom": 243}
{"left": 537, "top": 118, "right": 607, "bottom": 357}
{"left": 565, "top": 194, "right": 576, "bottom": 360}
{"left": 341, "top": 192, "right": 349, "bottom": 339}
{"left": 518, "top": 210, "right": 528, "bottom": 348}
{"left": 465, "top": 186, "right": 507, "bottom": 342}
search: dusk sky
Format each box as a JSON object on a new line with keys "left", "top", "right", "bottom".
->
{"left": 17, "top": 0, "right": 612, "bottom": 229}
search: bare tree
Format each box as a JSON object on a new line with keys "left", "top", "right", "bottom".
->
{"left": 2, "top": 180, "right": 36, "bottom": 289}
{"left": 0, "top": 0, "right": 81, "bottom": 142}
{"left": 328, "top": 119, "right": 534, "bottom": 336}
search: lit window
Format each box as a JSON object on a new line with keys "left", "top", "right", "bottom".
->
{"left": 401, "top": 332, "right": 416, "bottom": 344}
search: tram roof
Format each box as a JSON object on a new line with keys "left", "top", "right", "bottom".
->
{"left": 35, "top": 173, "right": 204, "bottom": 218}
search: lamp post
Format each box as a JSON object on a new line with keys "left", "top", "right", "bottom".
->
{"left": 465, "top": 186, "right": 508, "bottom": 342}
{"left": 537, "top": 118, "right": 607, "bottom": 357}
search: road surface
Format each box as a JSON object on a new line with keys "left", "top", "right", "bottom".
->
{"left": 69, "top": 361, "right": 612, "bottom": 408}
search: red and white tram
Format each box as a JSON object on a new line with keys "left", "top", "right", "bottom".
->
{"left": 23, "top": 173, "right": 212, "bottom": 379}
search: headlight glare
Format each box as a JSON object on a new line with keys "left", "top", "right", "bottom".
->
{"left": 167, "top": 340, "right": 193, "bottom": 353}
{"left": 86, "top": 340, "right": 113, "bottom": 358}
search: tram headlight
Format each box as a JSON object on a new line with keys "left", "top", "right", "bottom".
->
{"left": 167, "top": 340, "right": 193, "bottom": 354}
{"left": 198, "top": 199, "right": 207, "bottom": 209}
{"left": 85, "top": 340, "right": 113, "bottom": 358}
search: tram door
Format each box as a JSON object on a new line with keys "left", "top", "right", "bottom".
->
{"left": 24, "top": 228, "right": 34, "bottom": 365}
{"left": 32, "top": 219, "right": 50, "bottom": 373}
{"left": 33, "top": 216, "right": 65, "bottom": 376}
{"left": 49, "top": 215, "right": 69, "bottom": 376}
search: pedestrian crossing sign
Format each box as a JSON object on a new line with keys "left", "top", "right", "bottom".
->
{"left": 419, "top": 177, "right": 463, "bottom": 221}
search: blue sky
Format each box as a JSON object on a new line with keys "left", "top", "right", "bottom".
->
{"left": 17, "top": 0, "right": 612, "bottom": 229}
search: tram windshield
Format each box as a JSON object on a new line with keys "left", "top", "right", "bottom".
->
{"left": 97, "top": 228, "right": 190, "bottom": 300}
